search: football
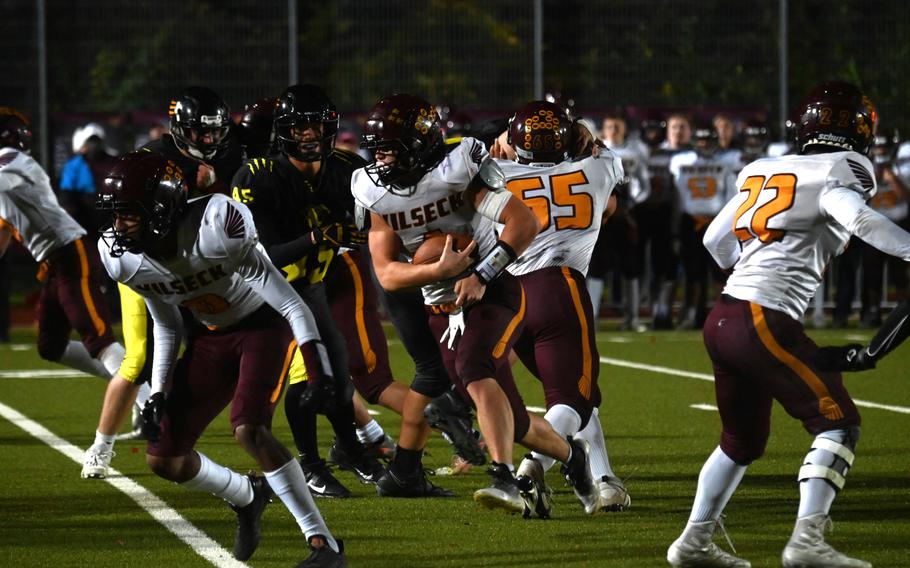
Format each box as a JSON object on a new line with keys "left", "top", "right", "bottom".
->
{"left": 411, "top": 231, "right": 476, "bottom": 265}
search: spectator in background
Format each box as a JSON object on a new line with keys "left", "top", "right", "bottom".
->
{"left": 59, "top": 123, "right": 117, "bottom": 237}
{"left": 133, "top": 121, "right": 168, "bottom": 150}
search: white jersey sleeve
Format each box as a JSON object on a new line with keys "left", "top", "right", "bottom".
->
{"left": 0, "top": 148, "right": 85, "bottom": 261}
{"left": 200, "top": 196, "right": 321, "bottom": 347}
{"left": 145, "top": 296, "right": 182, "bottom": 394}
{"left": 497, "top": 151, "right": 623, "bottom": 276}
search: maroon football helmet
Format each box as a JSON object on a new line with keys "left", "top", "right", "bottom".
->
{"left": 360, "top": 93, "right": 444, "bottom": 194}
{"left": 508, "top": 100, "right": 573, "bottom": 165}
{"left": 796, "top": 81, "right": 876, "bottom": 155}
{"left": 96, "top": 151, "right": 187, "bottom": 256}
{"left": 0, "top": 107, "right": 33, "bottom": 153}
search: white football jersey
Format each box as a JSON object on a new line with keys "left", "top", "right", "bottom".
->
{"left": 707, "top": 151, "right": 892, "bottom": 319}
{"left": 478, "top": 152, "right": 623, "bottom": 276}
{"left": 670, "top": 150, "right": 738, "bottom": 217}
{"left": 99, "top": 194, "right": 278, "bottom": 329}
{"left": 606, "top": 140, "right": 650, "bottom": 205}
{"left": 0, "top": 148, "right": 86, "bottom": 261}
{"left": 352, "top": 137, "right": 491, "bottom": 305}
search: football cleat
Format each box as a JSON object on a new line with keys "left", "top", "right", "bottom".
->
{"left": 597, "top": 475, "right": 631, "bottom": 512}
{"left": 362, "top": 435, "right": 397, "bottom": 461}
{"left": 229, "top": 473, "right": 273, "bottom": 561}
{"left": 301, "top": 460, "right": 351, "bottom": 499}
{"left": 516, "top": 455, "right": 553, "bottom": 519}
{"left": 424, "top": 390, "right": 486, "bottom": 466}
{"left": 667, "top": 519, "right": 751, "bottom": 567}
{"left": 781, "top": 515, "right": 871, "bottom": 568}
{"left": 473, "top": 462, "right": 524, "bottom": 514}
{"left": 295, "top": 536, "right": 347, "bottom": 568}
{"left": 328, "top": 442, "right": 385, "bottom": 485}
{"left": 376, "top": 468, "right": 454, "bottom": 498}
{"left": 81, "top": 446, "right": 114, "bottom": 479}
{"left": 561, "top": 438, "right": 598, "bottom": 514}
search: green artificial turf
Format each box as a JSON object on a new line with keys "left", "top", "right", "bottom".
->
{"left": 1, "top": 326, "right": 908, "bottom": 567}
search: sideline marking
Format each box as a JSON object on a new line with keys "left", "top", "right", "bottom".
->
{"left": 1, "top": 369, "right": 91, "bottom": 379}
{"left": 0, "top": 400, "right": 249, "bottom": 568}
{"left": 690, "top": 403, "right": 719, "bottom": 412}
{"left": 599, "top": 356, "right": 910, "bottom": 415}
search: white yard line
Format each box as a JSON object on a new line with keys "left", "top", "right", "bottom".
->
{"left": 0, "top": 369, "right": 91, "bottom": 379}
{"left": 689, "top": 404, "right": 719, "bottom": 412}
{"left": 0, "top": 400, "right": 249, "bottom": 568}
{"left": 599, "top": 356, "right": 910, "bottom": 415}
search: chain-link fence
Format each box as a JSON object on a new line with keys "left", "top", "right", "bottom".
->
{"left": 5, "top": 0, "right": 910, "bottom": 162}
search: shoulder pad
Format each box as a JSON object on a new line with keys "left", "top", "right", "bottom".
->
{"left": 331, "top": 147, "right": 366, "bottom": 167}
{"left": 351, "top": 168, "right": 385, "bottom": 208}
{"left": 199, "top": 194, "right": 259, "bottom": 261}
{"left": 230, "top": 158, "right": 276, "bottom": 204}
{"left": 828, "top": 153, "right": 877, "bottom": 199}
{"left": 478, "top": 157, "right": 506, "bottom": 191}
{"left": 96, "top": 238, "right": 142, "bottom": 283}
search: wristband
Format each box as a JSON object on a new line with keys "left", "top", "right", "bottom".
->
{"left": 472, "top": 240, "right": 516, "bottom": 285}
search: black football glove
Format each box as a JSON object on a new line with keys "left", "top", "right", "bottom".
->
{"left": 316, "top": 223, "right": 368, "bottom": 248}
{"left": 142, "top": 392, "right": 166, "bottom": 443}
{"left": 814, "top": 343, "right": 876, "bottom": 372}
{"left": 298, "top": 379, "right": 336, "bottom": 413}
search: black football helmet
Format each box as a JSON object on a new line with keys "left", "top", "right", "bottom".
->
{"left": 741, "top": 118, "right": 769, "bottom": 160}
{"left": 693, "top": 122, "right": 719, "bottom": 157}
{"left": 360, "top": 93, "right": 445, "bottom": 194}
{"left": 168, "top": 87, "right": 232, "bottom": 161}
{"left": 239, "top": 97, "right": 277, "bottom": 158}
{"left": 796, "top": 81, "right": 876, "bottom": 155}
{"left": 274, "top": 84, "right": 339, "bottom": 163}
{"left": 508, "top": 100, "right": 573, "bottom": 165}
{"left": 442, "top": 111, "right": 473, "bottom": 142}
{"left": 0, "top": 107, "right": 33, "bottom": 153}
{"left": 96, "top": 151, "right": 188, "bottom": 257}
{"left": 639, "top": 111, "right": 667, "bottom": 149}
{"left": 545, "top": 91, "right": 577, "bottom": 121}
{"left": 871, "top": 126, "right": 900, "bottom": 165}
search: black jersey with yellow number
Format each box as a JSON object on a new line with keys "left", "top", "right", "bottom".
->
{"left": 142, "top": 132, "right": 243, "bottom": 198}
{"left": 229, "top": 148, "right": 366, "bottom": 285}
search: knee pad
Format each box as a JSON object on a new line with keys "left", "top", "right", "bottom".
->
{"left": 798, "top": 427, "right": 860, "bottom": 491}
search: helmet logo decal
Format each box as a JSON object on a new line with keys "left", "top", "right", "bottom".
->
{"left": 168, "top": 100, "right": 178, "bottom": 117}
{"left": 523, "top": 109, "right": 564, "bottom": 150}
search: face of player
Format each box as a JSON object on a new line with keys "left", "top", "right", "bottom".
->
{"left": 714, "top": 118, "right": 736, "bottom": 148}
{"left": 291, "top": 122, "right": 323, "bottom": 155}
{"left": 666, "top": 117, "right": 691, "bottom": 149}
{"left": 373, "top": 147, "right": 397, "bottom": 167}
{"left": 602, "top": 118, "right": 626, "bottom": 145}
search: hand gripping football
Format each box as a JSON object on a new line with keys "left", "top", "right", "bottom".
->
{"left": 411, "top": 231, "right": 475, "bottom": 265}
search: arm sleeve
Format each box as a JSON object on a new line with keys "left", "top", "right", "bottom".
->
{"left": 116, "top": 283, "right": 149, "bottom": 383}
{"left": 145, "top": 296, "right": 181, "bottom": 394}
{"left": 703, "top": 195, "right": 742, "bottom": 269}
{"left": 820, "top": 186, "right": 910, "bottom": 261}
{"left": 236, "top": 243, "right": 322, "bottom": 346}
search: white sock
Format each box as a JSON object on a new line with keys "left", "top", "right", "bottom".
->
{"left": 586, "top": 278, "right": 605, "bottom": 322}
{"left": 60, "top": 341, "right": 111, "bottom": 379}
{"left": 91, "top": 430, "right": 115, "bottom": 452}
{"left": 356, "top": 419, "right": 384, "bottom": 445}
{"left": 97, "top": 342, "right": 125, "bottom": 377}
{"left": 135, "top": 381, "right": 151, "bottom": 408}
{"left": 797, "top": 479, "right": 837, "bottom": 518}
{"left": 574, "top": 408, "right": 616, "bottom": 479}
{"left": 181, "top": 452, "right": 254, "bottom": 508}
{"left": 265, "top": 458, "right": 338, "bottom": 552}
{"left": 689, "top": 446, "right": 747, "bottom": 523}
{"left": 532, "top": 404, "right": 582, "bottom": 472}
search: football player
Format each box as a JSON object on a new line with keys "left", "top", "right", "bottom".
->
{"left": 486, "top": 101, "right": 631, "bottom": 516}
{"left": 0, "top": 107, "right": 125, "bottom": 380}
{"left": 669, "top": 122, "right": 738, "bottom": 329}
{"left": 740, "top": 118, "right": 770, "bottom": 164}
{"left": 238, "top": 97, "right": 277, "bottom": 160}
{"left": 229, "top": 84, "right": 385, "bottom": 498}
{"left": 354, "top": 93, "right": 597, "bottom": 511}
{"left": 667, "top": 82, "right": 901, "bottom": 568}
{"left": 712, "top": 113, "right": 745, "bottom": 173}
{"left": 591, "top": 111, "right": 652, "bottom": 331}
{"left": 97, "top": 151, "right": 345, "bottom": 566}
{"left": 641, "top": 112, "right": 691, "bottom": 329}
{"left": 142, "top": 87, "right": 242, "bottom": 197}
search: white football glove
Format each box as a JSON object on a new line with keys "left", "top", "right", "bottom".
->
{"left": 440, "top": 308, "right": 465, "bottom": 350}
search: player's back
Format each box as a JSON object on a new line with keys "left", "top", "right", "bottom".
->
{"left": 0, "top": 147, "right": 85, "bottom": 261}
{"left": 492, "top": 152, "right": 623, "bottom": 276}
{"left": 724, "top": 151, "right": 876, "bottom": 318}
